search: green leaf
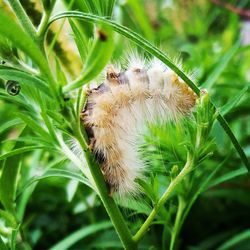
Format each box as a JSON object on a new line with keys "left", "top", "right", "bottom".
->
{"left": 69, "top": 19, "right": 88, "bottom": 62}
{"left": 217, "top": 229, "right": 250, "bottom": 250}
{"left": 217, "top": 114, "right": 250, "bottom": 173}
{"left": 0, "top": 154, "right": 21, "bottom": 213}
{"left": 1, "top": 136, "right": 54, "bottom": 148}
{"left": 0, "top": 209, "right": 17, "bottom": 228}
{"left": 0, "top": 11, "right": 49, "bottom": 79}
{"left": 50, "top": 221, "right": 113, "bottom": 250}
{"left": 36, "top": 92, "right": 59, "bottom": 144}
{"left": 82, "top": 0, "right": 116, "bottom": 16}
{"left": 0, "top": 65, "right": 51, "bottom": 97}
{"left": 16, "top": 112, "right": 52, "bottom": 141}
{"left": 0, "top": 236, "right": 7, "bottom": 250}
{"left": 0, "top": 89, "right": 31, "bottom": 109}
{"left": 11, "top": 224, "right": 20, "bottom": 250}
{"left": 55, "top": 58, "right": 68, "bottom": 86}
{"left": 208, "top": 167, "right": 248, "bottom": 188}
{"left": 0, "top": 10, "right": 59, "bottom": 99}
{"left": 66, "top": 179, "right": 79, "bottom": 202}
{"left": 0, "top": 126, "right": 31, "bottom": 214}
{"left": 202, "top": 40, "right": 240, "bottom": 89}
{"left": 0, "top": 119, "right": 23, "bottom": 135}
{"left": 0, "top": 146, "right": 50, "bottom": 161}
{"left": 221, "top": 84, "right": 249, "bottom": 115}
{"left": 64, "top": 24, "right": 114, "bottom": 92}
{"left": 117, "top": 198, "right": 152, "bottom": 216}
{"left": 18, "top": 169, "right": 91, "bottom": 196}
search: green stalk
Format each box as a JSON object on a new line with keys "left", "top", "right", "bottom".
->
{"left": 169, "top": 196, "right": 186, "bottom": 250}
{"left": 37, "top": 11, "right": 51, "bottom": 38}
{"left": 7, "top": 0, "right": 37, "bottom": 42}
{"left": 217, "top": 114, "right": 250, "bottom": 172}
{"left": 37, "top": 0, "right": 57, "bottom": 39}
{"left": 133, "top": 153, "right": 193, "bottom": 242}
{"left": 83, "top": 150, "right": 137, "bottom": 250}
{"left": 74, "top": 116, "right": 137, "bottom": 249}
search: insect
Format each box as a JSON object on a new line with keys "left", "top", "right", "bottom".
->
{"left": 5, "top": 80, "right": 21, "bottom": 96}
{"left": 81, "top": 57, "right": 197, "bottom": 196}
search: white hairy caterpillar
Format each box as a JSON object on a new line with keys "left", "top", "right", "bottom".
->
{"left": 81, "top": 57, "right": 197, "bottom": 196}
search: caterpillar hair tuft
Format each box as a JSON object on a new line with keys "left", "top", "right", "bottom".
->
{"left": 81, "top": 56, "right": 197, "bottom": 196}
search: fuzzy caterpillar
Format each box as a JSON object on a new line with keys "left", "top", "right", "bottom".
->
{"left": 81, "top": 58, "right": 197, "bottom": 196}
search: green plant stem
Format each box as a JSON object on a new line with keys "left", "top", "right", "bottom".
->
{"left": 133, "top": 154, "right": 193, "bottom": 242}
{"left": 7, "top": 0, "right": 37, "bottom": 42}
{"left": 74, "top": 127, "right": 137, "bottom": 250}
{"left": 169, "top": 195, "right": 186, "bottom": 250}
{"left": 73, "top": 94, "right": 136, "bottom": 249}
{"left": 217, "top": 114, "right": 250, "bottom": 173}
{"left": 84, "top": 151, "right": 137, "bottom": 250}
{"left": 37, "top": 11, "right": 51, "bottom": 38}
{"left": 37, "top": 0, "right": 57, "bottom": 39}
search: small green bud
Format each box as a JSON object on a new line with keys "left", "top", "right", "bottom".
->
{"left": 196, "top": 89, "right": 216, "bottom": 127}
{"left": 170, "top": 165, "right": 179, "bottom": 180}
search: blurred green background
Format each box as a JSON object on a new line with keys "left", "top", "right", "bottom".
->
{"left": 0, "top": 0, "right": 250, "bottom": 249}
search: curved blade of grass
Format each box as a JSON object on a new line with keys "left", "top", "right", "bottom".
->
{"left": 217, "top": 229, "right": 250, "bottom": 250}
{"left": 202, "top": 40, "right": 240, "bottom": 89}
{"left": 69, "top": 19, "right": 88, "bottom": 62}
{"left": 0, "top": 119, "right": 23, "bottom": 135}
{"left": 217, "top": 114, "right": 250, "bottom": 173}
{"left": 221, "top": 83, "right": 249, "bottom": 115}
{"left": 0, "top": 146, "right": 54, "bottom": 161}
{"left": 48, "top": 11, "right": 250, "bottom": 174}
{"left": 0, "top": 89, "right": 32, "bottom": 109}
{"left": 0, "top": 156, "right": 21, "bottom": 213}
{"left": 18, "top": 169, "right": 91, "bottom": 197}
{"left": 0, "top": 127, "right": 26, "bottom": 213}
{"left": 1, "top": 137, "right": 55, "bottom": 148}
{"left": 208, "top": 166, "right": 248, "bottom": 188}
{"left": 50, "top": 221, "right": 113, "bottom": 250}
